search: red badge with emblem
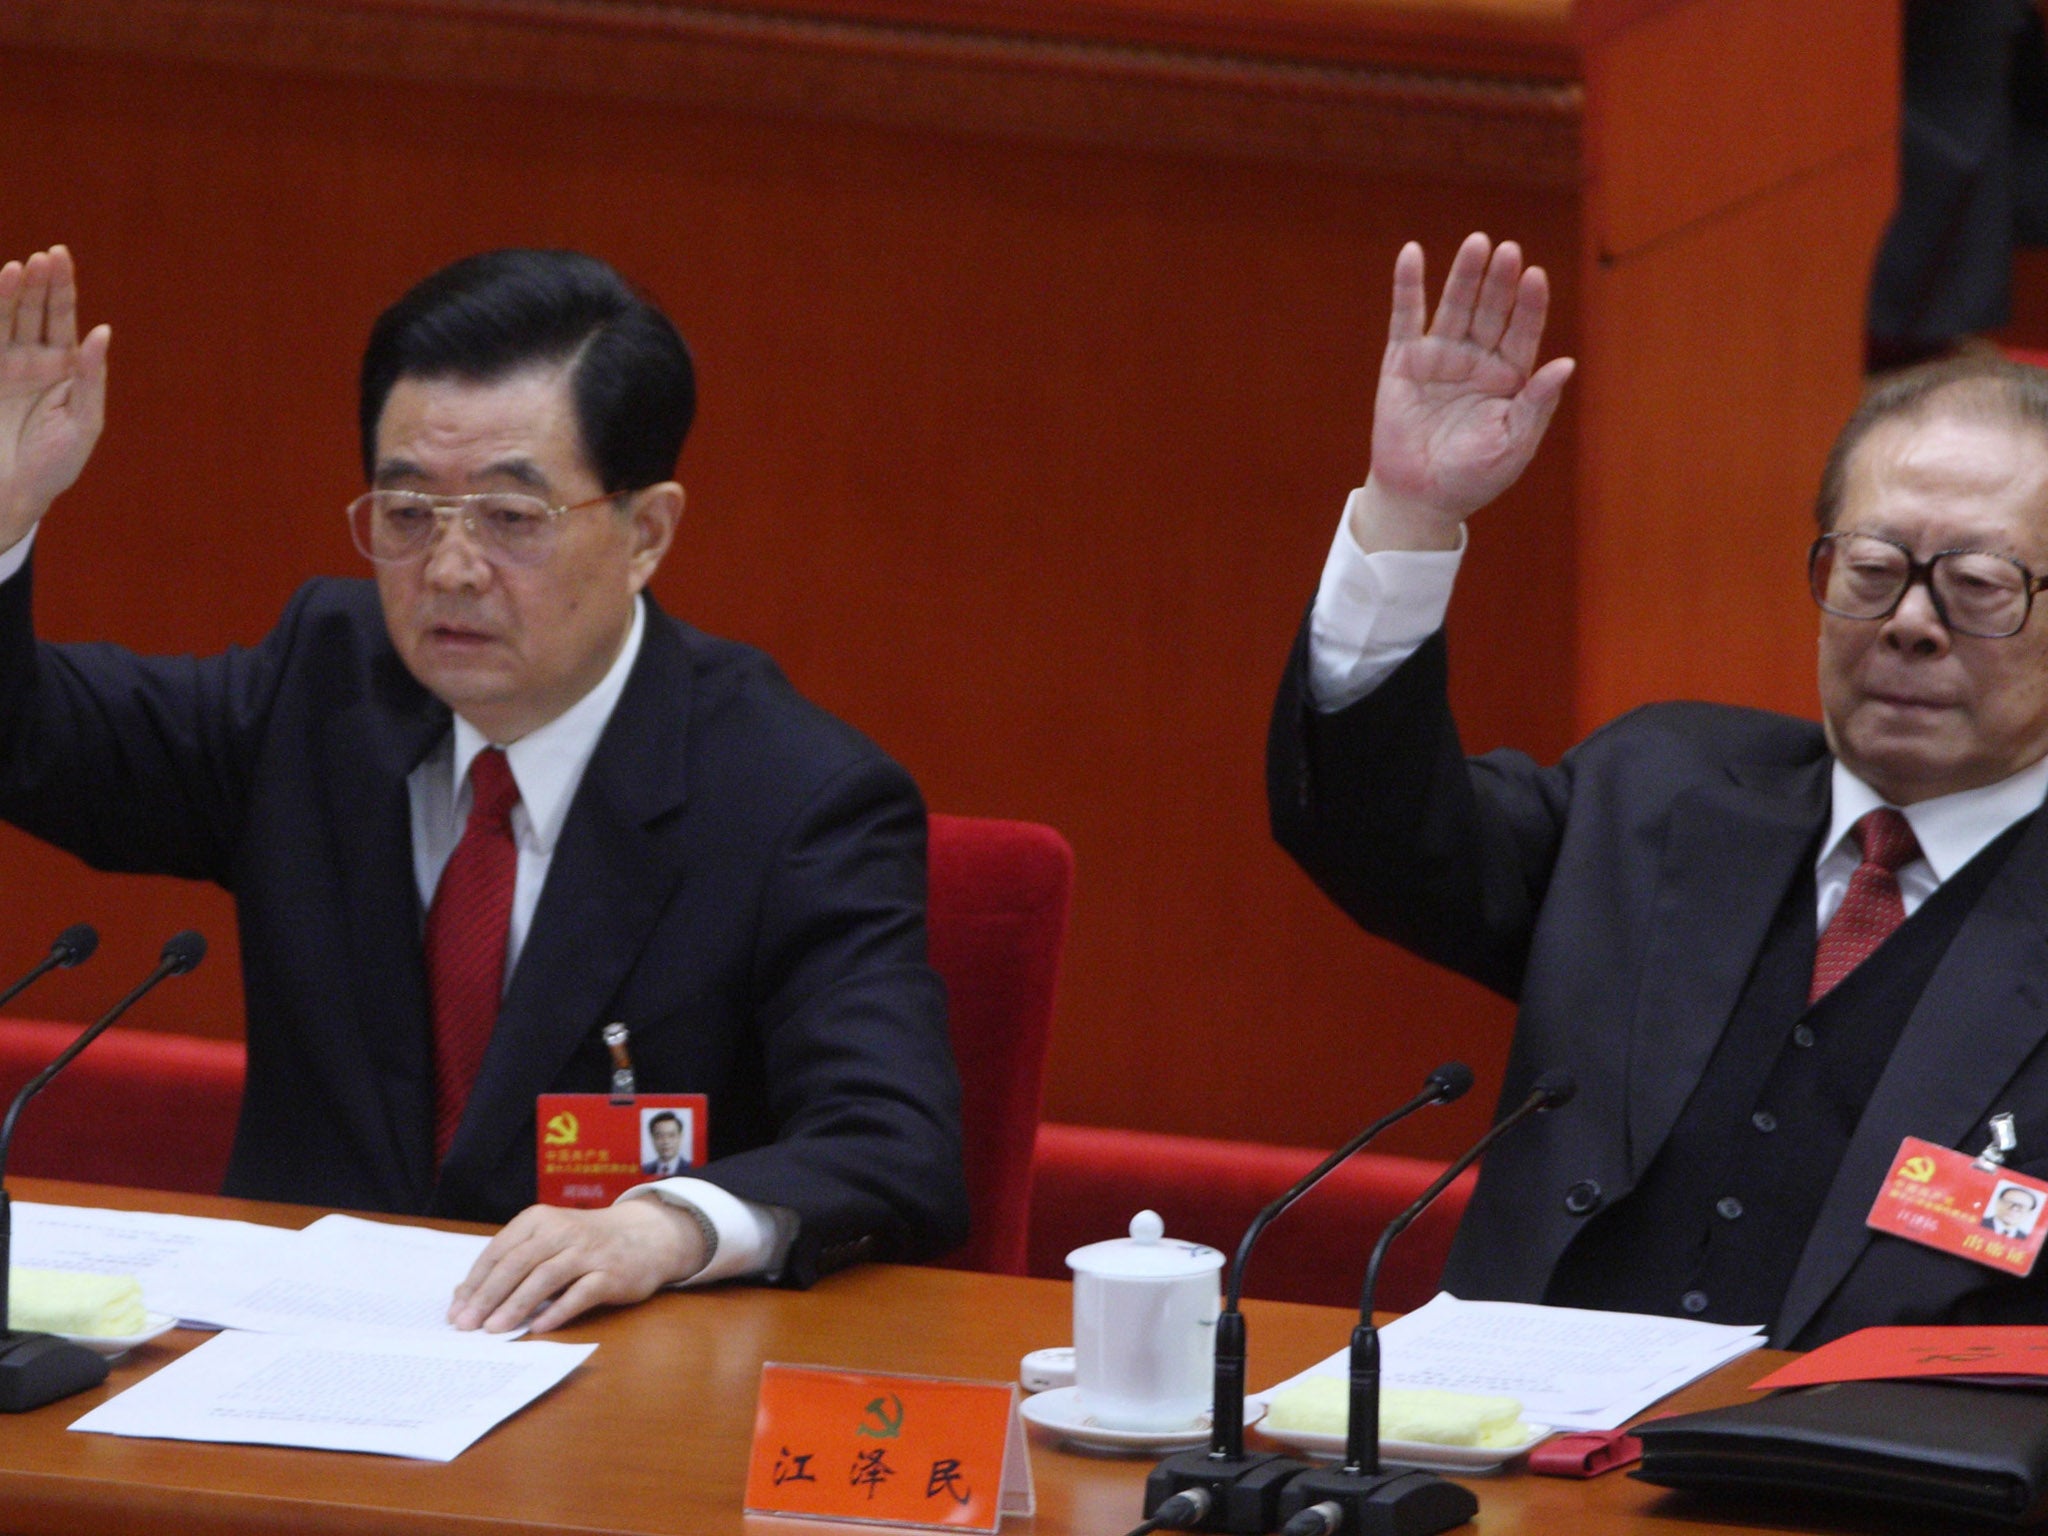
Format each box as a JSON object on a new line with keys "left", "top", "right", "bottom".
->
{"left": 535, "top": 1023, "right": 709, "bottom": 1208}
{"left": 1866, "top": 1122, "right": 2048, "bottom": 1278}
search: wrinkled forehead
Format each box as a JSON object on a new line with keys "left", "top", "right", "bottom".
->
{"left": 1839, "top": 407, "right": 2048, "bottom": 538}
{"left": 372, "top": 365, "right": 594, "bottom": 487}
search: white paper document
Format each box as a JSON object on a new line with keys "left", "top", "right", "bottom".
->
{"left": 1254, "top": 1293, "right": 1765, "bottom": 1432}
{"left": 69, "top": 1328, "right": 594, "bottom": 1461}
{"left": 173, "top": 1214, "right": 509, "bottom": 1337}
{"left": 13, "top": 1202, "right": 298, "bottom": 1324}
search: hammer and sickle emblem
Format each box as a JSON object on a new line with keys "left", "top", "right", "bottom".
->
{"left": 543, "top": 1112, "right": 580, "bottom": 1146}
{"left": 857, "top": 1394, "right": 905, "bottom": 1439}
{"left": 1901, "top": 1155, "right": 1938, "bottom": 1183}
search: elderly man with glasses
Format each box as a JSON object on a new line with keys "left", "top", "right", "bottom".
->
{"left": 0, "top": 246, "right": 966, "bottom": 1332}
{"left": 1271, "top": 232, "right": 2048, "bottom": 1348}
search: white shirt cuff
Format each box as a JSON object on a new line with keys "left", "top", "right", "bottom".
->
{"left": 0, "top": 526, "right": 38, "bottom": 586}
{"left": 1306, "top": 487, "right": 1464, "bottom": 712}
{"left": 616, "top": 1177, "right": 798, "bottom": 1285}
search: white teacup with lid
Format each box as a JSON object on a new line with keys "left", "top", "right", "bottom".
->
{"left": 1066, "top": 1210, "right": 1223, "bottom": 1432}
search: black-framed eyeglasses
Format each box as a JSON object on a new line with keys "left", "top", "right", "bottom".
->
{"left": 346, "top": 489, "right": 627, "bottom": 568}
{"left": 1807, "top": 530, "right": 2048, "bottom": 640}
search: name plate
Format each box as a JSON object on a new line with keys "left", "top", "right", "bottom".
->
{"left": 534, "top": 1093, "right": 708, "bottom": 1208}
{"left": 745, "top": 1363, "right": 1034, "bottom": 1531}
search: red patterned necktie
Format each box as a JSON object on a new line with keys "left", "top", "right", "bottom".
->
{"left": 1809, "top": 807, "right": 1921, "bottom": 1003}
{"left": 426, "top": 747, "right": 521, "bottom": 1161}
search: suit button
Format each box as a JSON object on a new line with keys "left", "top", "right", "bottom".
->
{"left": 1751, "top": 1110, "right": 1778, "bottom": 1133}
{"left": 1681, "top": 1290, "right": 1709, "bottom": 1314}
{"left": 1792, "top": 1024, "right": 1816, "bottom": 1049}
{"left": 1716, "top": 1196, "right": 1744, "bottom": 1221}
{"left": 1563, "top": 1180, "right": 1603, "bottom": 1216}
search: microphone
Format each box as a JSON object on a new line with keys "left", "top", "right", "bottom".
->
{"left": 0, "top": 931, "right": 206, "bottom": 1412}
{"left": 1143, "top": 1064, "right": 1473, "bottom": 1532}
{"left": 1274, "top": 1070, "right": 1576, "bottom": 1536}
{"left": 0, "top": 925, "right": 98, "bottom": 1018}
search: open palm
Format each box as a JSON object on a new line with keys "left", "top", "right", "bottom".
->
{"left": 0, "top": 247, "right": 108, "bottom": 538}
{"left": 1368, "top": 236, "right": 1573, "bottom": 525}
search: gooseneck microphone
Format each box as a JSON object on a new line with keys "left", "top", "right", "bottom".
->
{"left": 0, "top": 931, "right": 205, "bottom": 1412}
{"left": 0, "top": 925, "right": 97, "bottom": 1019}
{"left": 1275, "top": 1070, "right": 1577, "bottom": 1536}
{"left": 1143, "top": 1063, "right": 1474, "bottom": 1533}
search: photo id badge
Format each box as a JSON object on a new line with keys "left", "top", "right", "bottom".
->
{"left": 536, "top": 1092, "right": 709, "bottom": 1208}
{"left": 1865, "top": 1136, "right": 2048, "bottom": 1278}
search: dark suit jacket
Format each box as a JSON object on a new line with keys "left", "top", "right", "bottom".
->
{"left": 1270, "top": 628, "right": 2048, "bottom": 1346}
{"left": 0, "top": 565, "right": 968, "bottom": 1285}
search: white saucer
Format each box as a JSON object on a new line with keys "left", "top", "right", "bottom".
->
{"left": 61, "top": 1312, "right": 177, "bottom": 1358}
{"left": 1019, "top": 1386, "right": 1261, "bottom": 1455}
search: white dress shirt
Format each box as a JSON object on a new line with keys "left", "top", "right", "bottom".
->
{"left": 1814, "top": 757, "right": 2048, "bottom": 927}
{"left": 0, "top": 529, "right": 790, "bottom": 1285}
{"left": 1305, "top": 490, "right": 2048, "bottom": 927}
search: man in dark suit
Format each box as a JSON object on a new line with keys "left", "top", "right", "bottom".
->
{"left": 1986, "top": 1184, "right": 2041, "bottom": 1239}
{"left": 643, "top": 1112, "right": 688, "bottom": 1178}
{"left": 1271, "top": 232, "right": 2048, "bottom": 1346}
{"left": 0, "top": 245, "right": 967, "bottom": 1333}
{"left": 1867, "top": 0, "right": 2048, "bottom": 370}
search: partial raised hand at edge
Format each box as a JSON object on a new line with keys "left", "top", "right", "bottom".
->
{"left": 0, "top": 245, "right": 110, "bottom": 550}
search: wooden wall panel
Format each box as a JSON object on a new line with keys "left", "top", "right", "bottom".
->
{"left": 1576, "top": 141, "right": 1894, "bottom": 727}
{"left": 0, "top": 24, "right": 1574, "bottom": 1158}
{"left": 1582, "top": 0, "right": 1896, "bottom": 258}
{"left": 1, "top": 0, "right": 1582, "bottom": 185}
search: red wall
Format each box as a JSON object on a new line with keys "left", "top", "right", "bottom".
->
{"left": 0, "top": 0, "right": 1891, "bottom": 1162}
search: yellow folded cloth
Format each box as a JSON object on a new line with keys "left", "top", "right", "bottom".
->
{"left": 8, "top": 1268, "right": 146, "bottom": 1337}
{"left": 1264, "top": 1378, "right": 1528, "bottom": 1448}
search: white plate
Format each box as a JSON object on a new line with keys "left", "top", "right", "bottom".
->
{"left": 61, "top": 1312, "right": 178, "bottom": 1358}
{"left": 1018, "top": 1386, "right": 1263, "bottom": 1456}
{"left": 1253, "top": 1417, "right": 1550, "bottom": 1475}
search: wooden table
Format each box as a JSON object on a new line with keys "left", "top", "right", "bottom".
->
{"left": 0, "top": 1179, "right": 1954, "bottom": 1536}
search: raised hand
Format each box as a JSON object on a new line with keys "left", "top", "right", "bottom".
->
{"left": 0, "top": 246, "right": 110, "bottom": 546}
{"left": 1352, "top": 234, "right": 1574, "bottom": 551}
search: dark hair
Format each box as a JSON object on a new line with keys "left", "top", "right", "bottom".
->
{"left": 1815, "top": 355, "right": 2048, "bottom": 529}
{"left": 358, "top": 250, "right": 695, "bottom": 492}
{"left": 648, "top": 1111, "right": 683, "bottom": 1132}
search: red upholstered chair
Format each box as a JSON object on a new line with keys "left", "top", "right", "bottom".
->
{"left": 1026, "top": 1122, "right": 1472, "bottom": 1314}
{"left": 0, "top": 1018, "right": 245, "bottom": 1194}
{"left": 925, "top": 813, "right": 1075, "bottom": 1276}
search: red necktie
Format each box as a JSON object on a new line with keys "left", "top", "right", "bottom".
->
{"left": 1809, "top": 807, "right": 1921, "bottom": 1003}
{"left": 426, "top": 748, "right": 521, "bottom": 1161}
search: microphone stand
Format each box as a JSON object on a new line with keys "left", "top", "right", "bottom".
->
{"left": 1274, "top": 1073, "right": 1575, "bottom": 1536}
{"left": 1144, "top": 1065, "right": 1473, "bottom": 1533}
{"left": 0, "top": 932, "right": 204, "bottom": 1412}
{"left": 0, "top": 926, "right": 95, "bottom": 1016}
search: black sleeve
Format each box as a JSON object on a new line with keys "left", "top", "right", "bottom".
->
{"left": 0, "top": 556, "right": 301, "bottom": 888}
{"left": 689, "top": 750, "right": 968, "bottom": 1285}
{"left": 1267, "top": 620, "right": 1574, "bottom": 1000}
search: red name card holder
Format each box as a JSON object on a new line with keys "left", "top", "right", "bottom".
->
{"left": 745, "top": 1363, "right": 1034, "bottom": 1531}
